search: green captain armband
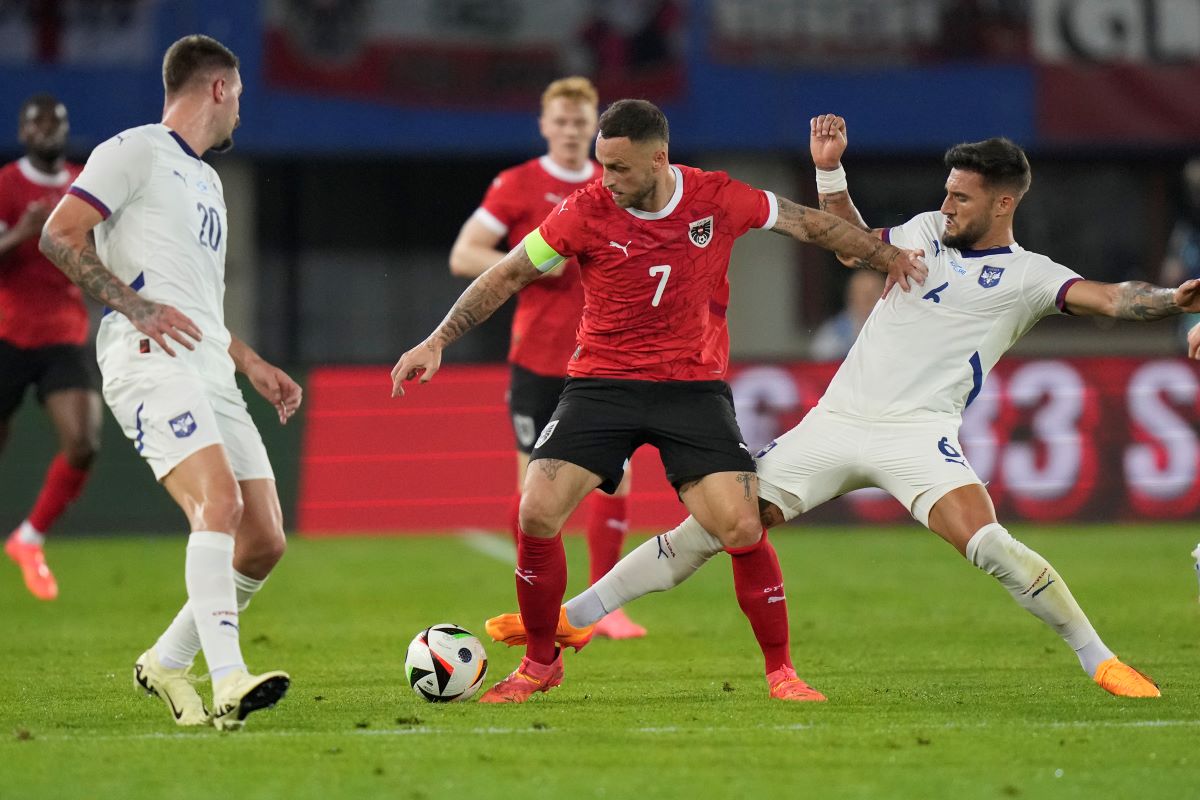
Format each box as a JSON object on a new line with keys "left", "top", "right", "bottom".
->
{"left": 523, "top": 229, "right": 566, "bottom": 273}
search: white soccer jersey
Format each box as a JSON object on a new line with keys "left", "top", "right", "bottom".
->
{"left": 818, "top": 211, "right": 1082, "bottom": 420}
{"left": 69, "top": 124, "right": 234, "bottom": 381}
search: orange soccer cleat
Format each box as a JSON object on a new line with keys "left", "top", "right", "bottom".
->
{"left": 485, "top": 606, "right": 595, "bottom": 652}
{"left": 477, "top": 652, "right": 564, "bottom": 704}
{"left": 5, "top": 531, "right": 58, "bottom": 601}
{"left": 592, "top": 608, "right": 647, "bottom": 640}
{"left": 767, "top": 666, "right": 828, "bottom": 702}
{"left": 1093, "top": 657, "right": 1161, "bottom": 698}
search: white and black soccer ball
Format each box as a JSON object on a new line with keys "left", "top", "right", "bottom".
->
{"left": 404, "top": 624, "right": 489, "bottom": 702}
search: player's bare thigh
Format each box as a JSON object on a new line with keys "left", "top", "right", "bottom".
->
{"left": 515, "top": 451, "right": 631, "bottom": 496}
{"left": 519, "top": 458, "right": 603, "bottom": 537}
{"left": 161, "top": 443, "right": 243, "bottom": 534}
{"left": 925, "top": 483, "right": 999, "bottom": 556}
{"left": 677, "top": 470, "right": 761, "bottom": 549}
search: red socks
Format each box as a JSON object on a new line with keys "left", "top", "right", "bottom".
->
{"left": 728, "top": 531, "right": 793, "bottom": 674}
{"left": 28, "top": 454, "right": 90, "bottom": 534}
{"left": 586, "top": 493, "right": 628, "bottom": 585}
{"left": 515, "top": 528, "right": 568, "bottom": 664}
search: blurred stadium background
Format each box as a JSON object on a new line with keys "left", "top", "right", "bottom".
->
{"left": 3, "top": 0, "right": 1200, "bottom": 536}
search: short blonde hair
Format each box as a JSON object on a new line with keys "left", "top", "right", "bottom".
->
{"left": 541, "top": 77, "right": 598, "bottom": 111}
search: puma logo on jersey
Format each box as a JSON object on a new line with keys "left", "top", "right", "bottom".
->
{"left": 172, "top": 170, "right": 187, "bottom": 186}
{"left": 609, "top": 240, "right": 631, "bottom": 257}
{"left": 558, "top": 199, "right": 570, "bottom": 214}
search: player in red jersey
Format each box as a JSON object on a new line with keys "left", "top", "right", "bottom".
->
{"left": 448, "top": 77, "right": 644, "bottom": 641}
{"left": 392, "top": 99, "right": 927, "bottom": 702}
{"left": 0, "top": 95, "right": 99, "bottom": 601}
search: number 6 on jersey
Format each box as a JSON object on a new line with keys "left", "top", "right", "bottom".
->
{"left": 649, "top": 264, "right": 671, "bottom": 307}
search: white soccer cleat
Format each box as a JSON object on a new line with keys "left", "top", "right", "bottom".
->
{"left": 210, "top": 668, "right": 290, "bottom": 731}
{"left": 134, "top": 649, "right": 209, "bottom": 727}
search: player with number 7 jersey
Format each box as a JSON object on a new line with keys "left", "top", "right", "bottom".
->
{"left": 535, "top": 162, "right": 766, "bottom": 381}
{"left": 391, "top": 99, "right": 926, "bottom": 704}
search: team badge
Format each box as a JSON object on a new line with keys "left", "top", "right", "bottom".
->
{"left": 169, "top": 411, "right": 197, "bottom": 438}
{"left": 513, "top": 414, "right": 537, "bottom": 449}
{"left": 688, "top": 216, "right": 714, "bottom": 248}
{"left": 978, "top": 266, "right": 1005, "bottom": 288}
{"left": 534, "top": 420, "right": 558, "bottom": 449}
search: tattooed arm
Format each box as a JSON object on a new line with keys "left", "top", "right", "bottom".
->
{"left": 391, "top": 244, "right": 542, "bottom": 396}
{"left": 1063, "top": 278, "right": 1200, "bottom": 320}
{"left": 40, "top": 195, "right": 202, "bottom": 356}
{"left": 771, "top": 197, "right": 926, "bottom": 291}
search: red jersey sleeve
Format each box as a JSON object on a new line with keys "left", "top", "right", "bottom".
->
{"left": 717, "top": 173, "right": 778, "bottom": 236}
{"left": 536, "top": 188, "right": 592, "bottom": 260}
{"left": 477, "top": 170, "right": 525, "bottom": 236}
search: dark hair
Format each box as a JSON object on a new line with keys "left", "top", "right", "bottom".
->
{"left": 162, "top": 35, "right": 239, "bottom": 96}
{"left": 598, "top": 99, "right": 669, "bottom": 144}
{"left": 18, "top": 93, "right": 64, "bottom": 124}
{"left": 943, "top": 137, "right": 1031, "bottom": 196}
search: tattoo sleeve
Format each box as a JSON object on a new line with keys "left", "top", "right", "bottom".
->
{"left": 1112, "top": 281, "right": 1179, "bottom": 321}
{"left": 772, "top": 197, "right": 897, "bottom": 273}
{"left": 430, "top": 248, "right": 541, "bottom": 348}
{"left": 816, "top": 189, "right": 869, "bottom": 231}
{"left": 39, "top": 228, "right": 151, "bottom": 322}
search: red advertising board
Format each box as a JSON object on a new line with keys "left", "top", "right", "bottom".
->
{"left": 299, "top": 359, "right": 1200, "bottom": 535}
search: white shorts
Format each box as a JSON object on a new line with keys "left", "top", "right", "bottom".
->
{"left": 755, "top": 407, "right": 982, "bottom": 528}
{"left": 103, "top": 364, "right": 274, "bottom": 483}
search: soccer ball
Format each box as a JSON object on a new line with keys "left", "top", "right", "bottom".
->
{"left": 404, "top": 623, "right": 489, "bottom": 702}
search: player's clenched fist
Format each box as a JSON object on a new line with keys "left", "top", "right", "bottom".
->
{"left": 810, "top": 114, "right": 848, "bottom": 171}
{"left": 391, "top": 339, "right": 443, "bottom": 397}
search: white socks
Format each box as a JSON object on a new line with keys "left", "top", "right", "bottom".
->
{"left": 15, "top": 520, "right": 45, "bottom": 546}
{"left": 966, "top": 523, "right": 1114, "bottom": 676}
{"left": 565, "top": 516, "right": 723, "bottom": 628}
{"left": 156, "top": 568, "right": 267, "bottom": 670}
{"left": 178, "top": 532, "right": 244, "bottom": 680}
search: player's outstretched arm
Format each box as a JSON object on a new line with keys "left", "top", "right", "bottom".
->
{"left": 771, "top": 197, "right": 927, "bottom": 291}
{"left": 391, "top": 245, "right": 542, "bottom": 397}
{"left": 230, "top": 335, "right": 303, "bottom": 425}
{"left": 810, "top": 113, "right": 870, "bottom": 232}
{"left": 40, "top": 195, "right": 202, "bottom": 357}
{"left": 1062, "top": 278, "right": 1200, "bottom": 320}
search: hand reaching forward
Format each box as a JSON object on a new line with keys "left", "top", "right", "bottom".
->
{"left": 391, "top": 339, "right": 443, "bottom": 397}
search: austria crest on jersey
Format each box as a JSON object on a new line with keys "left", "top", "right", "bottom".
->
{"left": 688, "top": 215, "right": 714, "bottom": 248}
{"left": 978, "top": 265, "right": 1005, "bottom": 288}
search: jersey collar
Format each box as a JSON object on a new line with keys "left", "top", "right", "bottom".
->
{"left": 163, "top": 126, "right": 202, "bottom": 160}
{"left": 16, "top": 157, "right": 70, "bottom": 188}
{"left": 959, "top": 244, "right": 1017, "bottom": 258}
{"left": 538, "top": 155, "right": 594, "bottom": 183}
{"left": 624, "top": 165, "right": 683, "bottom": 221}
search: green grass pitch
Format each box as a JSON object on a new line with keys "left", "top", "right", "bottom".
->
{"left": 1, "top": 524, "right": 1198, "bottom": 799}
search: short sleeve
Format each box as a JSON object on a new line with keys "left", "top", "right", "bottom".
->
{"left": 69, "top": 131, "right": 154, "bottom": 219}
{"left": 536, "top": 190, "right": 589, "bottom": 260}
{"left": 882, "top": 211, "right": 940, "bottom": 250}
{"left": 1022, "top": 257, "right": 1083, "bottom": 317}
{"left": 0, "top": 171, "right": 12, "bottom": 232}
{"left": 721, "top": 175, "right": 777, "bottom": 234}
{"left": 476, "top": 172, "right": 522, "bottom": 237}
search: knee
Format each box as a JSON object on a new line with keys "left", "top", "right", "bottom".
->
{"left": 242, "top": 533, "right": 286, "bottom": 576}
{"left": 517, "top": 493, "right": 559, "bottom": 538}
{"left": 717, "top": 515, "right": 764, "bottom": 551}
{"left": 201, "top": 487, "right": 245, "bottom": 533}
{"left": 62, "top": 435, "right": 98, "bottom": 470}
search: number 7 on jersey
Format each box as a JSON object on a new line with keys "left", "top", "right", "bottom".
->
{"left": 649, "top": 264, "right": 671, "bottom": 307}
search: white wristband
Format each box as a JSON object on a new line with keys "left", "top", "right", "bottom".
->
{"left": 815, "top": 164, "right": 847, "bottom": 194}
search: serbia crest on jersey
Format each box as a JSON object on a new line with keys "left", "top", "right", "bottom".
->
{"left": 533, "top": 164, "right": 777, "bottom": 381}
{"left": 472, "top": 156, "right": 596, "bottom": 377}
{"left": 0, "top": 158, "right": 87, "bottom": 348}
{"left": 818, "top": 211, "right": 1082, "bottom": 420}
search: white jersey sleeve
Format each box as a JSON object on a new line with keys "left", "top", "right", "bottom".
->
{"left": 882, "top": 211, "right": 941, "bottom": 251}
{"left": 70, "top": 131, "right": 154, "bottom": 219}
{"left": 1020, "top": 255, "right": 1082, "bottom": 319}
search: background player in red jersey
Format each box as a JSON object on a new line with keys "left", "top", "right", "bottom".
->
{"left": 392, "top": 99, "right": 926, "bottom": 703}
{"left": 0, "top": 95, "right": 99, "bottom": 601}
{"left": 448, "top": 77, "right": 645, "bottom": 641}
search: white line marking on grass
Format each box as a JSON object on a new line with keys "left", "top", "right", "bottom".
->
{"left": 460, "top": 528, "right": 515, "bottom": 564}
{"left": 26, "top": 718, "right": 1200, "bottom": 743}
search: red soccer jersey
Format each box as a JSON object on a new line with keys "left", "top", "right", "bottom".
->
{"left": 0, "top": 158, "right": 87, "bottom": 348}
{"left": 477, "top": 155, "right": 598, "bottom": 377}
{"left": 537, "top": 164, "right": 777, "bottom": 381}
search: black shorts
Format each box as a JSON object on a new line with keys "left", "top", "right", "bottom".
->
{"left": 0, "top": 340, "right": 97, "bottom": 421}
{"left": 531, "top": 377, "right": 755, "bottom": 494}
{"left": 508, "top": 364, "right": 567, "bottom": 455}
